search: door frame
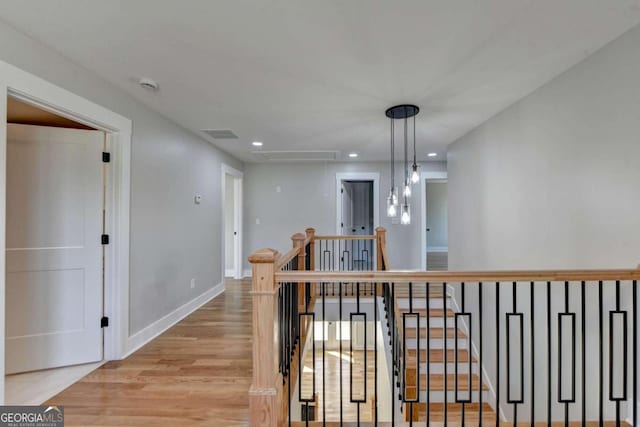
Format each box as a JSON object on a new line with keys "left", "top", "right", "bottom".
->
{"left": 221, "top": 164, "right": 243, "bottom": 280}
{"left": 335, "top": 172, "right": 379, "bottom": 236}
{"left": 420, "top": 171, "right": 448, "bottom": 270}
{"left": 0, "top": 60, "right": 132, "bottom": 402}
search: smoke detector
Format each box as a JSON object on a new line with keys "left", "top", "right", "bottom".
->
{"left": 139, "top": 78, "right": 159, "bottom": 92}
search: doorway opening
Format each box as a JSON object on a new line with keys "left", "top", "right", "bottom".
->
{"left": 222, "top": 165, "right": 243, "bottom": 280}
{"left": 1, "top": 61, "right": 132, "bottom": 405}
{"left": 340, "top": 181, "right": 374, "bottom": 236}
{"left": 335, "top": 173, "right": 379, "bottom": 271}
{"left": 4, "top": 96, "right": 107, "bottom": 403}
{"left": 420, "top": 171, "right": 448, "bottom": 271}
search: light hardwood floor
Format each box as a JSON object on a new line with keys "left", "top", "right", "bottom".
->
{"left": 300, "top": 350, "right": 376, "bottom": 422}
{"left": 45, "top": 279, "right": 252, "bottom": 427}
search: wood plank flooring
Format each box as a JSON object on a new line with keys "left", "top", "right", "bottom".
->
{"left": 45, "top": 279, "right": 252, "bottom": 427}
{"left": 300, "top": 350, "right": 376, "bottom": 422}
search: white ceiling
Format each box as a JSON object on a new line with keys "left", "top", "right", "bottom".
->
{"left": 1, "top": 0, "right": 640, "bottom": 162}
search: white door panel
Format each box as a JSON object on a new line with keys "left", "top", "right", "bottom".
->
{"left": 6, "top": 123, "right": 104, "bottom": 374}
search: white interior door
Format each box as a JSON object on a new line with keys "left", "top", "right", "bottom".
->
{"left": 5, "top": 124, "right": 104, "bottom": 374}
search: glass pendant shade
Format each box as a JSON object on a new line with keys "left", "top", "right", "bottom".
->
{"left": 386, "top": 194, "right": 397, "bottom": 217}
{"left": 391, "top": 187, "right": 398, "bottom": 206}
{"left": 411, "top": 164, "right": 419, "bottom": 184}
{"left": 403, "top": 181, "right": 412, "bottom": 198}
{"left": 400, "top": 203, "right": 411, "bottom": 225}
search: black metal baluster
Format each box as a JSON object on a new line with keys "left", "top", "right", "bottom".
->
{"left": 339, "top": 281, "right": 343, "bottom": 424}
{"left": 322, "top": 282, "right": 326, "bottom": 426}
{"left": 332, "top": 240, "right": 335, "bottom": 271}
{"left": 547, "top": 281, "right": 552, "bottom": 427}
{"left": 443, "top": 281, "right": 448, "bottom": 427}
{"left": 609, "top": 280, "right": 627, "bottom": 427}
{"left": 479, "top": 282, "right": 484, "bottom": 427}
{"left": 496, "top": 282, "right": 501, "bottom": 427}
{"left": 391, "top": 282, "right": 396, "bottom": 426}
{"left": 349, "top": 283, "right": 366, "bottom": 426}
{"left": 287, "top": 283, "right": 292, "bottom": 425}
{"left": 375, "top": 280, "right": 379, "bottom": 424}
{"left": 557, "top": 282, "right": 576, "bottom": 427}
{"left": 455, "top": 282, "right": 472, "bottom": 427}
{"left": 581, "top": 281, "right": 586, "bottom": 427}
{"left": 599, "top": 281, "right": 603, "bottom": 427}
{"left": 633, "top": 279, "right": 637, "bottom": 427}
{"left": 426, "top": 282, "right": 431, "bottom": 427}
{"left": 298, "top": 311, "right": 315, "bottom": 427}
{"left": 506, "top": 282, "right": 523, "bottom": 427}
{"left": 531, "top": 281, "right": 535, "bottom": 427}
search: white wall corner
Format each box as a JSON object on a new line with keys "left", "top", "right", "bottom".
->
{"left": 124, "top": 282, "right": 225, "bottom": 358}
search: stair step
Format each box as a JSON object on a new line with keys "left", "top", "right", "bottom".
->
{"left": 393, "top": 287, "right": 447, "bottom": 297}
{"left": 404, "top": 373, "right": 488, "bottom": 391}
{"left": 396, "top": 308, "right": 456, "bottom": 317}
{"left": 405, "top": 349, "right": 475, "bottom": 364}
{"left": 396, "top": 298, "right": 452, "bottom": 310}
{"left": 406, "top": 402, "right": 496, "bottom": 422}
{"left": 405, "top": 327, "right": 465, "bottom": 339}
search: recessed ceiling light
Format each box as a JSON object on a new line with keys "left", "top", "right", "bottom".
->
{"left": 348, "top": 153, "right": 358, "bottom": 158}
{"left": 427, "top": 152, "right": 437, "bottom": 157}
{"left": 252, "top": 141, "right": 263, "bottom": 147}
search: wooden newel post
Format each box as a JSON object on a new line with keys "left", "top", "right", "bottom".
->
{"left": 248, "top": 248, "right": 281, "bottom": 427}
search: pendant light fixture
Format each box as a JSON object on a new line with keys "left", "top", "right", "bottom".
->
{"left": 385, "top": 104, "right": 419, "bottom": 224}
{"left": 411, "top": 114, "right": 419, "bottom": 184}
{"left": 402, "top": 116, "right": 412, "bottom": 198}
{"left": 386, "top": 118, "right": 398, "bottom": 217}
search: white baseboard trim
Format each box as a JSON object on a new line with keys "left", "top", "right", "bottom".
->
{"left": 243, "top": 269, "right": 252, "bottom": 278}
{"left": 427, "top": 246, "right": 448, "bottom": 252}
{"left": 123, "top": 282, "right": 225, "bottom": 358}
{"left": 225, "top": 269, "right": 234, "bottom": 277}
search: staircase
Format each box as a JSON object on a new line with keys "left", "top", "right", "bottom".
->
{"left": 393, "top": 285, "right": 497, "bottom": 424}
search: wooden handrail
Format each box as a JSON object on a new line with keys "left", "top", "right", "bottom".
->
{"left": 275, "top": 268, "right": 640, "bottom": 283}
{"left": 275, "top": 247, "right": 302, "bottom": 271}
{"left": 312, "top": 234, "right": 377, "bottom": 241}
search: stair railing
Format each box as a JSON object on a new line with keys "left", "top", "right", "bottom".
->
{"left": 250, "top": 228, "right": 639, "bottom": 427}
{"left": 248, "top": 227, "right": 387, "bottom": 426}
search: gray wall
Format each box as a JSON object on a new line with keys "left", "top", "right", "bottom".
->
{"left": 243, "top": 161, "right": 447, "bottom": 270}
{"left": 448, "top": 24, "right": 640, "bottom": 421}
{"left": 425, "top": 181, "right": 448, "bottom": 250}
{"left": 224, "top": 175, "right": 235, "bottom": 272}
{"left": 0, "top": 21, "right": 243, "bottom": 335}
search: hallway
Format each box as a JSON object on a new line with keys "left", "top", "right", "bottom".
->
{"left": 45, "top": 279, "right": 252, "bottom": 427}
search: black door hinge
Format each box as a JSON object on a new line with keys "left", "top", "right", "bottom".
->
{"left": 101, "top": 234, "right": 109, "bottom": 245}
{"left": 102, "top": 152, "right": 111, "bottom": 163}
{"left": 341, "top": 188, "right": 344, "bottom": 194}
{"left": 101, "top": 316, "right": 109, "bottom": 328}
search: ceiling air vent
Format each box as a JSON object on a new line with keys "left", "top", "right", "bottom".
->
{"left": 201, "top": 129, "right": 238, "bottom": 139}
{"left": 252, "top": 151, "right": 339, "bottom": 162}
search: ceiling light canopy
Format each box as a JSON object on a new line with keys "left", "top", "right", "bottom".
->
{"left": 252, "top": 141, "right": 263, "bottom": 146}
{"left": 428, "top": 152, "right": 437, "bottom": 157}
{"left": 138, "top": 77, "right": 159, "bottom": 92}
{"left": 348, "top": 152, "right": 358, "bottom": 158}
